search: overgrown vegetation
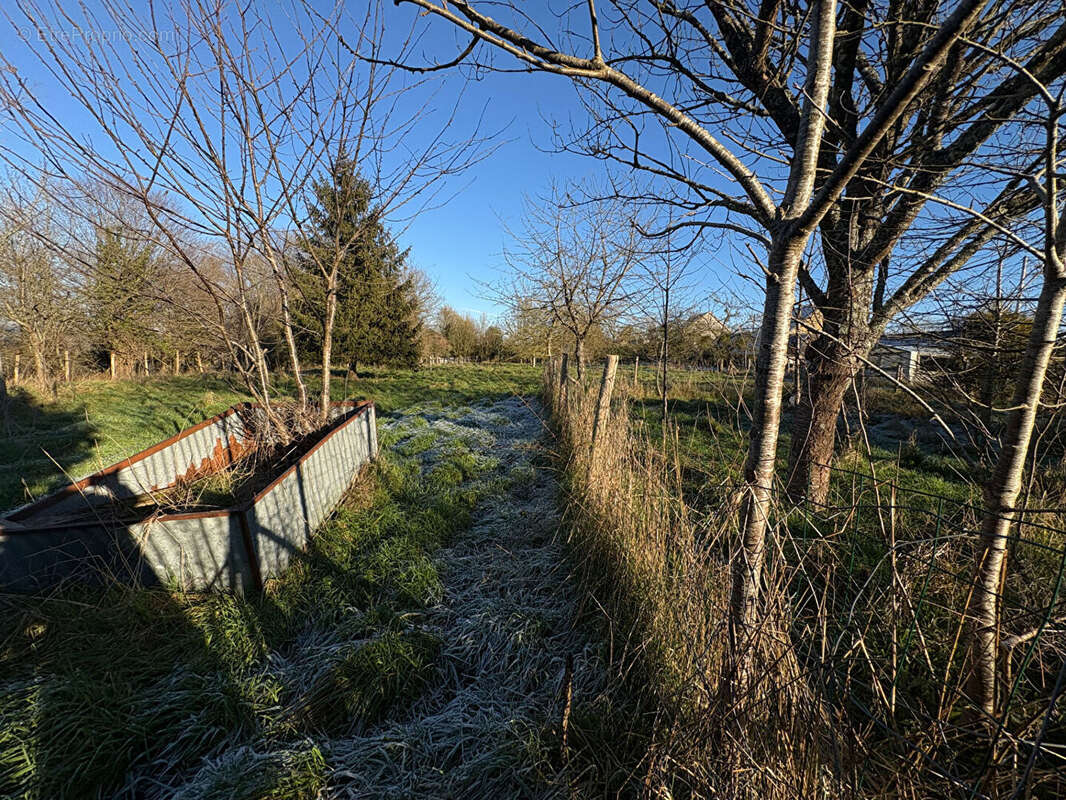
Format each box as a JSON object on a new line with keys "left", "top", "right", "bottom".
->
{"left": 0, "top": 363, "right": 631, "bottom": 797}
{"left": 0, "top": 401, "right": 498, "bottom": 797}
{"left": 0, "top": 364, "right": 538, "bottom": 511}
{"left": 547, "top": 362, "right": 1066, "bottom": 798}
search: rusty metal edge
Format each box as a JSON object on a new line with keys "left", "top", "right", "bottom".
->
{"left": 5, "top": 402, "right": 257, "bottom": 522}
{"left": 1, "top": 400, "right": 375, "bottom": 537}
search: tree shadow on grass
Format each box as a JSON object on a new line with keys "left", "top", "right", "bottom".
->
{"left": 0, "top": 516, "right": 356, "bottom": 797}
{"left": 0, "top": 460, "right": 437, "bottom": 798}
{"left": 0, "top": 386, "right": 101, "bottom": 512}
{"left": 0, "top": 374, "right": 253, "bottom": 514}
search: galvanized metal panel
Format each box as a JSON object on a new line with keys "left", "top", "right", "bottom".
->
{"left": 1, "top": 402, "right": 375, "bottom": 593}
{"left": 138, "top": 514, "right": 254, "bottom": 593}
{"left": 7, "top": 405, "right": 262, "bottom": 521}
{"left": 247, "top": 404, "right": 376, "bottom": 582}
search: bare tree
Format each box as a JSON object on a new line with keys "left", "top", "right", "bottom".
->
{"left": 389, "top": 0, "right": 993, "bottom": 677}
{"left": 438, "top": 306, "right": 479, "bottom": 360}
{"left": 0, "top": 179, "right": 79, "bottom": 386}
{"left": 504, "top": 296, "right": 563, "bottom": 363}
{"left": 0, "top": 0, "right": 484, "bottom": 432}
{"left": 637, "top": 215, "right": 702, "bottom": 422}
{"left": 561, "top": 2, "right": 1066, "bottom": 507}
{"left": 967, "top": 81, "right": 1066, "bottom": 722}
{"left": 499, "top": 187, "right": 641, "bottom": 382}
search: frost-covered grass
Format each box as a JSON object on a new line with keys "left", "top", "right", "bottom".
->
{"left": 1, "top": 393, "right": 608, "bottom": 798}
{"left": 0, "top": 363, "right": 539, "bottom": 512}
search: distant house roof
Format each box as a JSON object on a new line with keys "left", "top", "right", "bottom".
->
{"left": 875, "top": 333, "right": 950, "bottom": 358}
{"left": 685, "top": 311, "right": 730, "bottom": 338}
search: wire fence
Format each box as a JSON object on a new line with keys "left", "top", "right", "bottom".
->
{"left": 547, "top": 355, "right": 1066, "bottom": 797}
{"left": 781, "top": 465, "right": 1066, "bottom": 797}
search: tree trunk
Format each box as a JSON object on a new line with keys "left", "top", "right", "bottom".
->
{"left": 969, "top": 275, "right": 1066, "bottom": 719}
{"left": 786, "top": 336, "right": 861, "bottom": 504}
{"left": 230, "top": 261, "right": 280, "bottom": 433}
{"left": 269, "top": 256, "right": 308, "bottom": 408}
{"left": 661, "top": 274, "right": 671, "bottom": 423}
{"left": 730, "top": 234, "right": 807, "bottom": 670}
{"left": 30, "top": 335, "right": 48, "bottom": 385}
{"left": 320, "top": 282, "right": 338, "bottom": 424}
{"left": 728, "top": 0, "right": 839, "bottom": 686}
{"left": 661, "top": 317, "right": 669, "bottom": 424}
{"left": 283, "top": 312, "right": 308, "bottom": 408}
{"left": 574, "top": 337, "right": 585, "bottom": 383}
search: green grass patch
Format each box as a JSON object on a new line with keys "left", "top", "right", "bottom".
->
{"left": 301, "top": 630, "right": 441, "bottom": 735}
{"left": 0, "top": 395, "right": 511, "bottom": 798}
{"left": 1, "top": 363, "right": 538, "bottom": 512}
{"left": 0, "top": 375, "right": 247, "bottom": 510}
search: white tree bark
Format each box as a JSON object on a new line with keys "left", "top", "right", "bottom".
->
{"left": 969, "top": 102, "right": 1066, "bottom": 719}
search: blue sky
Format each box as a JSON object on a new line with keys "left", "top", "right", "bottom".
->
{"left": 377, "top": 60, "right": 597, "bottom": 319}
{"left": 0, "top": 1, "right": 753, "bottom": 324}
{"left": 0, "top": 1, "right": 1050, "bottom": 334}
{"left": 347, "top": 7, "right": 750, "bottom": 322}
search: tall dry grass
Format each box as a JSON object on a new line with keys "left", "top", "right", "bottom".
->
{"left": 544, "top": 364, "right": 851, "bottom": 799}
{"left": 546, "top": 360, "right": 1066, "bottom": 799}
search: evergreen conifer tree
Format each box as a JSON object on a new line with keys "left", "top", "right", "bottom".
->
{"left": 291, "top": 155, "right": 421, "bottom": 374}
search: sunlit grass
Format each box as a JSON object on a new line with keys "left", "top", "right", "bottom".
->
{"left": 0, "top": 391, "right": 512, "bottom": 797}
{"left": 0, "top": 363, "right": 538, "bottom": 511}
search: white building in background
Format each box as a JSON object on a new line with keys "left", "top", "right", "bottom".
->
{"left": 788, "top": 305, "right": 949, "bottom": 384}
{"left": 870, "top": 334, "right": 950, "bottom": 383}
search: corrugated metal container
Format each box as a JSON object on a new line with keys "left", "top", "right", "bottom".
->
{"left": 0, "top": 400, "right": 377, "bottom": 593}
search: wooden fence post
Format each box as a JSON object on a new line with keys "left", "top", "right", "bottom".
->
{"left": 196, "top": 352, "right": 204, "bottom": 373}
{"left": 64, "top": 349, "right": 71, "bottom": 382}
{"left": 109, "top": 351, "right": 117, "bottom": 380}
{"left": 174, "top": 351, "right": 181, "bottom": 375}
{"left": 590, "top": 355, "right": 619, "bottom": 458}
{"left": 143, "top": 351, "right": 149, "bottom": 376}
{"left": 633, "top": 356, "right": 639, "bottom": 385}
{"left": 13, "top": 354, "right": 21, "bottom": 384}
{"left": 558, "top": 352, "right": 569, "bottom": 412}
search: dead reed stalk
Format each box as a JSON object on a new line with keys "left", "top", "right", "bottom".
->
{"left": 543, "top": 363, "right": 847, "bottom": 798}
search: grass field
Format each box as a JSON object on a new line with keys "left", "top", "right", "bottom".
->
{"left": 0, "top": 364, "right": 539, "bottom": 511}
{"left": 549, "top": 362, "right": 1066, "bottom": 797}
{"left": 0, "top": 363, "right": 576, "bottom": 798}
{"left": 627, "top": 365, "right": 978, "bottom": 505}
{"left": 5, "top": 361, "right": 1061, "bottom": 796}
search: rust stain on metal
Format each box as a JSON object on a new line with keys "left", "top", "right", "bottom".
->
{"left": 7, "top": 403, "right": 257, "bottom": 522}
{"left": 172, "top": 433, "right": 258, "bottom": 490}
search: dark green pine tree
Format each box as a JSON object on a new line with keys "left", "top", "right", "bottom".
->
{"left": 86, "top": 228, "right": 158, "bottom": 365}
{"left": 291, "top": 155, "right": 421, "bottom": 372}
